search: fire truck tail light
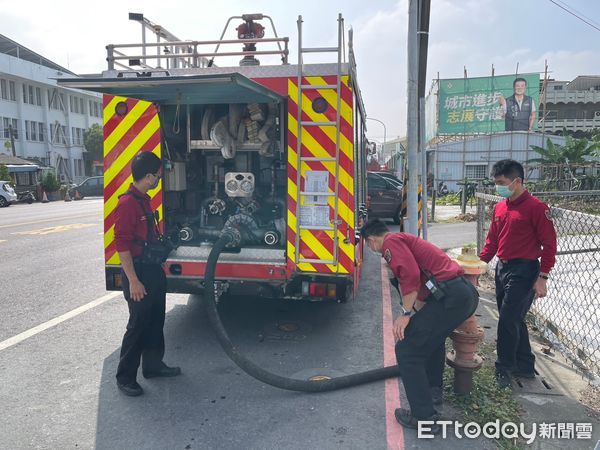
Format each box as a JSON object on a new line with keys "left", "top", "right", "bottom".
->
{"left": 309, "top": 283, "right": 326, "bottom": 297}
{"left": 327, "top": 283, "right": 337, "bottom": 298}
{"left": 303, "top": 282, "right": 337, "bottom": 298}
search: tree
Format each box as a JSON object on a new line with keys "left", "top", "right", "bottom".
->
{"left": 41, "top": 172, "right": 61, "bottom": 192}
{"left": 529, "top": 139, "right": 565, "bottom": 165}
{"left": 529, "top": 136, "right": 599, "bottom": 166}
{"left": 83, "top": 124, "right": 103, "bottom": 162}
{"left": 0, "top": 164, "right": 13, "bottom": 183}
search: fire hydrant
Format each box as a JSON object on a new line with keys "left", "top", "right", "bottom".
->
{"left": 446, "top": 247, "right": 487, "bottom": 394}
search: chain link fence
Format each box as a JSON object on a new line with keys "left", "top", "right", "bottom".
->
{"left": 476, "top": 191, "right": 600, "bottom": 380}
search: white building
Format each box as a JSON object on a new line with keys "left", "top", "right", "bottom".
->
{"left": 0, "top": 34, "right": 102, "bottom": 184}
{"left": 542, "top": 76, "right": 600, "bottom": 136}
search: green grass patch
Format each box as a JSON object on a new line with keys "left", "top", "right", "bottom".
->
{"left": 443, "top": 341, "right": 524, "bottom": 449}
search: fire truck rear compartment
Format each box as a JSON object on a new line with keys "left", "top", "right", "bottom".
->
{"left": 161, "top": 98, "right": 287, "bottom": 254}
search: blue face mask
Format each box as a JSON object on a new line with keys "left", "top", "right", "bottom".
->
{"left": 495, "top": 178, "right": 517, "bottom": 198}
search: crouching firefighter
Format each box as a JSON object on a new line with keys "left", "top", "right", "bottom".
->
{"left": 361, "top": 219, "right": 479, "bottom": 432}
{"left": 114, "top": 151, "right": 180, "bottom": 397}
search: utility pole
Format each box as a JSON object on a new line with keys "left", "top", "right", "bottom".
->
{"left": 418, "top": 0, "right": 431, "bottom": 239}
{"left": 406, "top": 0, "right": 420, "bottom": 235}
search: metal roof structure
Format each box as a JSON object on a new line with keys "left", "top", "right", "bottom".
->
{"left": 566, "top": 76, "right": 600, "bottom": 91}
{"left": 0, "top": 34, "right": 75, "bottom": 75}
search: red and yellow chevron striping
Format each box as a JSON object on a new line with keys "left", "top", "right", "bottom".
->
{"left": 102, "top": 94, "right": 163, "bottom": 265}
{"left": 287, "top": 76, "right": 355, "bottom": 275}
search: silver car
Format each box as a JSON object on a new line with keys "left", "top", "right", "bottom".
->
{"left": 0, "top": 181, "right": 18, "bottom": 207}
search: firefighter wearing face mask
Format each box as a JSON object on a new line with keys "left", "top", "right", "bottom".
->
{"left": 480, "top": 159, "right": 557, "bottom": 388}
{"left": 114, "top": 151, "right": 181, "bottom": 397}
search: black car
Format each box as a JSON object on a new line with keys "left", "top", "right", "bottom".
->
{"left": 69, "top": 176, "right": 103, "bottom": 199}
{"left": 367, "top": 172, "right": 403, "bottom": 224}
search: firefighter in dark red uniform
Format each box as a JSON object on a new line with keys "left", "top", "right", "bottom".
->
{"left": 362, "top": 219, "right": 479, "bottom": 432}
{"left": 114, "top": 152, "right": 180, "bottom": 397}
{"left": 480, "top": 159, "right": 557, "bottom": 388}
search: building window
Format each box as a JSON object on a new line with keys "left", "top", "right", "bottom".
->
{"left": 48, "top": 90, "right": 64, "bottom": 110}
{"left": 2, "top": 118, "right": 19, "bottom": 139}
{"left": 9, "top": 81, "right": 15, "bottom": 101}
{"left": 465, "top": 164, "right": 488, "bottom": 180}
{"left": 89, "top": 100, "right": 102, "bottom": 118}
{"left": 50, "top": 123, "right": 69, "bottom": 145}
{"left": 39, "top": 123, "right": 45, "bottom": 142}
{"left": 36, "top": 87, "right": 42, "bottom": 106}
{"left": 71, "top": 127, "right": 84, "bottom": 145}
{"left": 25, "top": 121, "right": 45, "bottom": 142}
{"left": 70, "top": 96, "right": 86, "bottom": 114}
{"left": 553, "top": 85, "right": 563, "bottom": 91}
{"left": 30, "top": 121, "right": 37, "bottom": 141}
{"left": 22, "top": 84, "right": 38, "bottom": 105}
{"left": 0, "top": 79, "right": 6, "bottom": 100}
{"left": 16, "top": 172, "right": 30, "bottom": 186}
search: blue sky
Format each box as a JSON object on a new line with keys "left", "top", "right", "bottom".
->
{"left": 1, "top": 0, "right": 598, "bottom": 139}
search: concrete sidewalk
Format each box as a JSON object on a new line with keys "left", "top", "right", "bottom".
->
{"left": 455, "top": 280, "right": 600, "bottom": 449}
{"left": 426, "top": 229, "right": 600, "bottom": 448}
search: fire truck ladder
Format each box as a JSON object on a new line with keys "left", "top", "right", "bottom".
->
{"left": 294, "top": 14, "right": 344, "bottom": 267}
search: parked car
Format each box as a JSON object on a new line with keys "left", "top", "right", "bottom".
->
{"left": 367, "top": 171, "right": 403, "bottom": 224}
{"left": 69, "top": 176, "right": 104, "bottom": 199}
{"left": 0, "top": 181, "right": 18, "bottom": 207}
{"left": 370, "top": 171, "right": 403, "bottom": 187}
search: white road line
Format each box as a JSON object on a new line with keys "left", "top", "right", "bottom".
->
{"left": 483, "top": 303, "right": 500, "bottom": 320}
{"left": 0, "top": 292, "right": 121, "bottom": 352}
{"left": 0, "top": 213, "right": 100, "bottom": 229}
{"left": 479, "top": 296, "right": 496, "bottom": 305}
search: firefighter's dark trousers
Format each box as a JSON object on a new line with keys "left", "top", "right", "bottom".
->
{"left": 116, "top": 263, "right": 167, "bottom": 385}
{"left": 395, "top": 277, "right": 479, "bottom": 419}
{"left": 494, "top": 259, "right": 539, "bottom": 375}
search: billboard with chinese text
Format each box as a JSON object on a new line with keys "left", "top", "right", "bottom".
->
{"left": 437, "top": 73, "right": 540, "bottom": 135}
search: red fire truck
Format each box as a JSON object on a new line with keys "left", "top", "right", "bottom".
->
{"left": 59, "top": 13, "right": 369, "bottom": 301}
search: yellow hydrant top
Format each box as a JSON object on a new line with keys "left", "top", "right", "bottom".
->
{"left": 454, "top": 247, "right": 488, "bottom": 275}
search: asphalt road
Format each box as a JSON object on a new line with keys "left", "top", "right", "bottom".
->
{"left": 0, "top": 199, "right": 486, "bottom": 450}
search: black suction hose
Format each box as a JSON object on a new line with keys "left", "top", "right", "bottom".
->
{"left": 204, "top": 233, "right": 402, "bottom": 392}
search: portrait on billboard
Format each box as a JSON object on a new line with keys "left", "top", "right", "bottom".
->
{"left": 499, "top": 78, "right": 537, "bottom": 132}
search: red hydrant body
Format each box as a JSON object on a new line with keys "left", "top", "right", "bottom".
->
{"left": 446, "top": 247, "right": 487, "bottom": 394}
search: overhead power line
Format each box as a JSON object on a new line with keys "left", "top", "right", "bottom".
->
{"left": 547, "top": 0, "right": 600, "bottom": 33}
